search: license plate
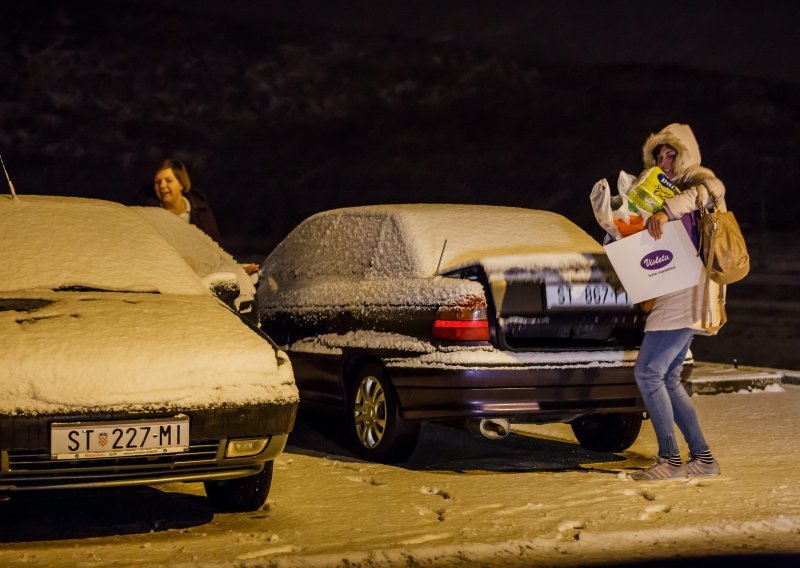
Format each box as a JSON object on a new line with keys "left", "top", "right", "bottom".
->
{"left": 50, "top": 415, "right": 190, "bottom": 460}
{"left": 545, "top": 283, "right": 630, "bottom": 308}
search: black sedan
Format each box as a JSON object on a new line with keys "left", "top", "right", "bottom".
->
{"left": 257, "top": 204, "right": 661, "bottom": 463}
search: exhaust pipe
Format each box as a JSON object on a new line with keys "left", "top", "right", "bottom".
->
{"left": 476, "top": 418, "right": 510, "bottom": 440}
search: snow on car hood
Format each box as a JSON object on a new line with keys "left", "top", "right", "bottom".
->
{"left": 0, "top": 291, "right": 298, "bottom": 415}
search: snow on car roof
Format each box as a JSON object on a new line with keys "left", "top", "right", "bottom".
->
{"left": 0, "top": 195, "right": 207, "bottom": 295}
{"left": 130, "top": 206, "right": 255, "bottom": 303}
{"left": 304, "top": 204, "right": 604, "bottom": 276}
{"left": 259, "top": 204, "right": 609, "bottom": 317}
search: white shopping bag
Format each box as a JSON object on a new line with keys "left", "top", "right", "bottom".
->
{"left": 603, "top": 220, "right": 704, "bottom": 304}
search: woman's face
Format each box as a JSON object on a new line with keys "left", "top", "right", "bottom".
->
{"left": 656, "top": 145, "right": 678, "bottom": 177}
{"left": 153, "top": 168, "right": 184, "bottom": 206}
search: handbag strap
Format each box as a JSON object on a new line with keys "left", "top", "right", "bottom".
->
{"left": 698, "top": 181, "right": 725, "bottom": 332}
{"left": 701, "top": 276, "right": 727, "bottom": 333}
{"left": 696, "top": 181, "right": 721, "bottom": 212}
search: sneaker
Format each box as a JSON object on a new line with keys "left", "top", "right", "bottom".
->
{"left": 630, "top": 458, "right": 688, "bottom": 481}
{"left": 686, "top": 457, "right": 721, "bottom": 477}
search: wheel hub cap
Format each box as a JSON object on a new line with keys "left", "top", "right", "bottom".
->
{"left": 354, "top": 376, "right": 387, "bottom": 449}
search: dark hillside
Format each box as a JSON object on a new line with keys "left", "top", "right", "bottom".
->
{"left": 2, "top": 2, "right": 797, "bottom": 249}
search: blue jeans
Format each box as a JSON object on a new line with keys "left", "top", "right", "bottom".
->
{"left": 634, "top": 329, "right": 710, "bottom": 459}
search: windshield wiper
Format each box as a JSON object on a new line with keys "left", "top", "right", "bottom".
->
{"left": 53, "top": 286, "right": 159, "bottom": 294}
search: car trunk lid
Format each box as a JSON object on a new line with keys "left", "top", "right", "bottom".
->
{"left": 453, "top": 252, "right": 645, "bottom": 350}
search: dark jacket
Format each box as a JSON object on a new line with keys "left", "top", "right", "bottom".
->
{"left": 143, "top": 189, "right": 222, "bottom": 243}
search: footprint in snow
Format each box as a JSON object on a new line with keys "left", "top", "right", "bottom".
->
{"left": 345, "top": 475, "right": 384, "bottom": 486}
{"left": 621, "top": 488, "right": 656, "bottom": 501}
{"left": 687, "top": 477, "right": 719, "bottom": 488}
{"left": 420, "top": 486, "right": 451, "bottom": 500}
{"left": 557, "top": 519, "right": 586, "bottom": 541}
{"left": 415, "top": 505, "right": 447, "bottom": 522}
{"left": 639, "top": 503, "right": 671, "bottom": 521}
{"left": 639, "top": 489, "right": 657, "bottom": 501}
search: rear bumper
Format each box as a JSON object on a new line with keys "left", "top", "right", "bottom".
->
{"left": 387, "top": 363, "right": 688, "bottom": 422}
{"left": 0, "top": 403, "right": 297, "bottom": 492}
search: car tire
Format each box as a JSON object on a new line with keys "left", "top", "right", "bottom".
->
{"left": 204, "top": 461, "right": 273, "bottom": 512}
{"left": 347, "top": 362, "right": 420, "bottom": 463}
{"left": 571, "top": 412, "right": 643, "bottom": 452}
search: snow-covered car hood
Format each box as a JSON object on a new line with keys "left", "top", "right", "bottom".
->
{"left": 0, "top": 291, "right": 298, "bottom": 415}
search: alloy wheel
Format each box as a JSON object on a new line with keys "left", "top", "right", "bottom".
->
{"left": 353, "top": 375, "right": 387, "bottom": 448}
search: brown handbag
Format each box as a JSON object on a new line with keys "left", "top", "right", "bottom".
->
{"left": 695, "top": 184, "right": 750, "bottom": 332}
{"left": 696, "top": 186, "right": 750, "bottom": 285}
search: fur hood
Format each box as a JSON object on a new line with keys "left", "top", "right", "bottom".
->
{"left": 642, "top": 123, "right": 702, "bottom": 176}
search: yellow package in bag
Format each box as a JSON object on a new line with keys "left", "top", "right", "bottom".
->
{"left": 627, "top": 166, "right": 680, "bottom": 214}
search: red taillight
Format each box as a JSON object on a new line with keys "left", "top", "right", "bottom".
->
{"left": 432, "top": 305, "right": 490, "bottom": 341}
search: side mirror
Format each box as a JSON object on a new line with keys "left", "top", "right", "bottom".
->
{"left": 203, "top": 272, "right": 241, "bottom": 308}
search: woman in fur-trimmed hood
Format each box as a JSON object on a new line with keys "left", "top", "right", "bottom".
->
{"left": 642, "top": 123, "right": 727, "bottom": 223}
{"left": 630, "top": 123, "right": 724, "bottom": 482}
{"left": 641, "top": 123, "right": 726, "bottom": 333}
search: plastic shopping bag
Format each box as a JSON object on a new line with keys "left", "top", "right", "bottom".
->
{"left": 590, "top": 178, "right": 623, "bottom": 241}
{"left": 591, "top": 171, "right": 650, "bottom": 240}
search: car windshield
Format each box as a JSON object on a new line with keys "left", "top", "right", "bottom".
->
{"left": 0, "top": 195, "right": 207, "bottom": 295}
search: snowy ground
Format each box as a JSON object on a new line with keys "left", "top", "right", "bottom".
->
{"left": 2, "top": 385, "right": 799, "bottom": 567}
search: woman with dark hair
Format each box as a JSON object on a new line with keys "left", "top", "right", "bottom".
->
{"left": 147, "top": 158, "right": 222, "bottom": 243}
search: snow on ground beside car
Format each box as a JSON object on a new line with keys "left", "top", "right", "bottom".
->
{"left": 0, "top": 291, "right": 298, "bottom": 415}
{"left": 3, "top": 387, "right": 797, "bottom": 566}
{"left": 0, "top": 195, "right": 206, "bottom": 296}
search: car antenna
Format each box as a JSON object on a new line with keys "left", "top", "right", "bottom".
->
{"left": 435, "top": 239, "right": 448, "bottom": 275}
{"left": 1, "top": 154, "right": 18, "bottom": 200}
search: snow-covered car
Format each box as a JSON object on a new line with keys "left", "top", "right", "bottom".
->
{"left": 0, "top": 195, "right": 298, "bottom": 512}
{"left": 257, "top": 204, "right": 654, "bottom": 463}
